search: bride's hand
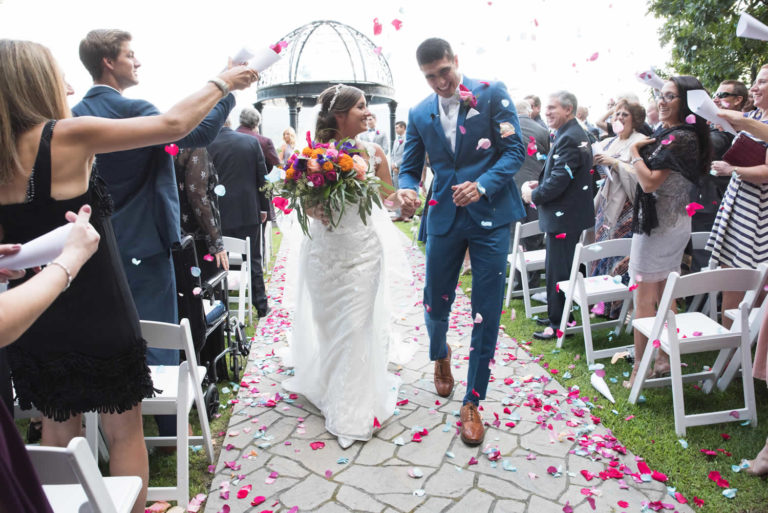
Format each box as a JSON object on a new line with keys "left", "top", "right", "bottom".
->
{"left": 383, "top": 192, "right": 402, "bottom": 211}
{"left": 305, "top": 205, "right": 329, "bottom": 226}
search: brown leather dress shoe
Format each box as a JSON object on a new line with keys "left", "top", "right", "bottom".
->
{"left": 460, "top": 403, "right": 485, "bottom": 445}
{"left": 434, "top": 344, "right": 454, "bottom": 397}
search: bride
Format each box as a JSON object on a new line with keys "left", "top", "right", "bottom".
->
{"left": 281, "top": 84, "right": 408, "bottom": 449}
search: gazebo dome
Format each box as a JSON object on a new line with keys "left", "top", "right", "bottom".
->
{"left": 255, "top": 20, "right": 397, "bottom": 135}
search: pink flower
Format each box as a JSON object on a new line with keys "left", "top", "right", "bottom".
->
{"left": 307, "top": 173, "right": 325, "bottom": 187}
{"left": 307, "top": 159, "right": 321, "bottom": 172}
{"left": 352, "top": 155, "right": 368, "bottom": 179}
{"left": 325, "top": 148, "right": 338, "bottom": 159}
{"left": 324, "top": 170, "right": 338, "bottom": 182}
{"left": 458, "top": 84, "right": 478, "bottom": 109}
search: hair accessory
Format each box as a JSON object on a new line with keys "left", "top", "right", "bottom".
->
{"left": 328, "top": 84, "right": 344, "bottom": 112}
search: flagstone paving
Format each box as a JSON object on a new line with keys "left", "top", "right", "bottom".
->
{"left": 203, "top": 231, "right": 694, "bottom": 513}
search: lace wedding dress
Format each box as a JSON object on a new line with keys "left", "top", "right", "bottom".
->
{"left": 281, "top": 143, "right": 410, "bottom": 445}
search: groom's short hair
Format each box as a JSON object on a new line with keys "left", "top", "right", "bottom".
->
{"left": 416, "top": 38, "right": 454, "bottom": 66}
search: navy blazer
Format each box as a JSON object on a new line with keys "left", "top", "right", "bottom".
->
{"left": 72, "top": 86, "right": 235, "bottom": 258}
{"left": 207, "top": 127, "right": 268, "bottom": 231}
{"left": 398, "top": 77, "right": 526, "bottom": 236}
{"left": 531, "top": 117, "right": 595, "bottom": 234}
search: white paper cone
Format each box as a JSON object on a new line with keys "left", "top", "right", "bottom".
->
{"left": 636, "top": 69, "right": 666, "bottom": 90}
{"left": 686, "top": 90, "right": 738, "bottom": 135}
{"left": 590, "top": 373, "right": 615, "bottom": 404}
{"left": 248, "top": 46, "right": 282, "bottom": 73}
{"left": 737, "top": 12, "right": 768, "bottom": 41}
{"left": 231, "top": 47, "right": 256, "bottom": 66}
{"left": 0, "top": 223, "right": 72, "bottom": 270}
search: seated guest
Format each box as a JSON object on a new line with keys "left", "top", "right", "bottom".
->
{"left": 590, "top": 100, "right": 647, "bottom": 317}
{"left": 626, "top": 76, "right": 711, "bottom": 388}
{"left": 0, "top": 38, "right": 257, "bottom": 513}
{"left": 173, "top": 147, "right": 228, "bottom": 273}
{"left": 0, "top": 206, "right": 99, "bottom": 512}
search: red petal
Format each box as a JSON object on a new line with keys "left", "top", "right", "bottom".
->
{"left": 237, "top": 484, "right": 252, "bottom": 499}
{"left": 555, "top": 233, "right": 566, "bottom": 239}
{"left": 428, "top": 199, "right": 438, "bottom": 206}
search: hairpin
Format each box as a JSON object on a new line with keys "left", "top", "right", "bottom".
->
{"left": 328, "top": 84, "right": 344, "bottom": 112}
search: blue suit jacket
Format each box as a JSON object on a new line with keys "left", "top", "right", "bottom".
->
{"left": 72, "top": 86, "right": 235, "bottom": 258}
{"left": 398, "top": 77, "right": 526, "bottom": 236}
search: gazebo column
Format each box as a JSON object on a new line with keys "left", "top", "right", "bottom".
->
{"left": 388, "top": 100, "right": 398, "bottom": 149}
{"left": 254, "top": 101, "right": 264, "bottom": 133}
{"left": 288, "top": 98, "right": 300, "bottom": 131}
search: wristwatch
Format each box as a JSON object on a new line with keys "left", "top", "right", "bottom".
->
{"left": 208, "top": 77, "right": 229, "bottom": 96}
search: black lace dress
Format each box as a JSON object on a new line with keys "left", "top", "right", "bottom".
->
{"left": 0, "top": 121, "right": 154, "bottom": 421}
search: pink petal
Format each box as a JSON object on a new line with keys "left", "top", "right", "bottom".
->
{"left": 618, "top": 501, "right": 629, "bottom": 508}
{"left": 459, "top": 125, "right": 466, "bottom": 135}
{"left": 555, "top": 233, "right": 566, "bottom": 239}
{"left": 373, "top": 417, "right": 381, "bottom": 428}
{"left": 651, "top": 470, "right": 668, "bottom": 482}
{"left": 203, "top": 253, "right": 214, "bottom": 262}
{"left": 468, "top": 457, "right": 478, "bottom": 465}
{"left": 251, "top": 496, "right": 266, "bottom": 506}
{"left": 192, "top": 287, "right": 202, "bottom": 296}
{"left": 236, "top": 484, "right": 251, "bottom": 499}
{"left": 164, "top": 143, "right": 179, "bottom": 156}
{"left": 652, "top": 339, "right": 661, "bottom": 348}
{"left": 588, "top": 52, "right": 599, "bottom": 61}
{"left": 556, "top": 329, "right": 564, "bottom": 338}
{"left": 373, "top": 46, "right": 382, "bottom": 55}
{"left": 474, "top": 313, "right": 483, "bottom": 323}
{"left": 325, "top": 470, "right": 333, "bottom": 478}
{"left": 476, "top": 138, "right": 492, "bottom": 150}
{"left": 629, "top": 284, "right": 638, "bottom": 291}
{"left": 685, "top": 114, "right": 697, "bottom": 124}
{"left": 428, "top": 199, "right": 438, "bottom": 206}
{"left": 310, "top": 441, "right": 325, "bottom": 450}
{"left": 392, "top": 19, "right": 403, "bottom": 30}
{"left": 563, "top": 502, "right": 574, "bottom": 513}
{"left": 373, "top": 17, "right": 382, "bottom": 35}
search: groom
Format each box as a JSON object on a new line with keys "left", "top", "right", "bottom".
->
{"left": 396, "top": 38, "right": 526, "bottom": 445}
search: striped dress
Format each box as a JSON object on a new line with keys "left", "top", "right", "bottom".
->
{"left": 706, "top": 111, "right": 768, "bottom": 269}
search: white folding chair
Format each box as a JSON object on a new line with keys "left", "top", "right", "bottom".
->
{"left": 555, "top": 239, "right": 634, "bottom": 364}
{"left": 504, "top": 221, "right": 547, "bottom": 318}
{"left": 627, "top": 265, "right": 767, "bottom": 436}
{"left": 712, "top": 293, "right": 768, "bottom": 391}
{"left": 685, "top": 231, "right": 716, "bottom": 313}
{"left": 141, "top": 318, "right": 213, "bottom": 508}
{"left": 223, "top": 235, "right": 252, "bottom": 326}
{"left": 262, "top": 220, "right": 272, "bottom": 274}
{"left": 27, "top": 436, "right": 141, "bottom": 513}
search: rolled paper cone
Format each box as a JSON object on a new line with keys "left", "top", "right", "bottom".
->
{"left": 590, "top": 372, "right": 615, "bottom": 404}
{"left": 687, "top": 90, "right": 737, "bottom": 135}
{"left": 0, "top": 223, "right": 73, "bottom": 270}
{"left": 247, "top": 46, "right": 282, "bottom": 72}
{"left": 737, "top": 12, "right": 768, "bottom": 41}
{"left": 635, "top": 68, "right": 665, "bottom": 90}
{"left": 231, "top": 46, "right": 256, "bottom": 66}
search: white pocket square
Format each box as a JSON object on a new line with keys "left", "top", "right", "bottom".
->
{"left": 466, "top": 108, "right": 480, "bottom": 119}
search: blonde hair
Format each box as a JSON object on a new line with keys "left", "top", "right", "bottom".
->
{"left": 0, "top": 40, "right": 70, "bottom": 184}
{"left": 283, "top": 127, "right": 296, "bottom": 147}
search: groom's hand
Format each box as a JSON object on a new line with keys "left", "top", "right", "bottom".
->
{"left": 396, "top": 189, "right": 420, "bottom": 218}
{"left": 452, "top": 181, "right": 481, "bottom": 207}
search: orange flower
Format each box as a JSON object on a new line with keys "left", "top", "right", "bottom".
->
{"left": 322, "top": 160, "right": 335, "bottom": 171}
{"left": 301, "top": 147, "right": 314, "bottom": 157}
{"left": 352, "top": 155, "right": 368, "bottom": 180}
{"left": 338, "top": 154, "right": 354, "bottom": 172}
{"left": 285, "top": 167, "right": 296, "bottom": 180}
{"left": 312, "top": 148, "right": 326, "bottom": 158}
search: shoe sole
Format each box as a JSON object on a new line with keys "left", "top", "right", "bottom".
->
{"left": 460, "top": 432, "right": 484, "bottom": 445}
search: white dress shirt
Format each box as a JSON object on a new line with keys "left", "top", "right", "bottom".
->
{"left": 440, "top": 94, "right": 460, "bottom": 153}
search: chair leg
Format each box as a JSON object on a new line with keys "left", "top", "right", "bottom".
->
{"left": 708, "top": 347, "right": 736, "bottom": 393}
{"left": 177, "top": 391, "right": 189, "bottom": 508}
{"left": 668, "top": 339, "right": 686, "bottom": 437}
{"left": 628, "top": 337, "right": 656, "bottom": 404}
{"left": 504, "top": 260, "right": 514, "bottom": 308}
{"left": 556, "top": 287, "right": 574, "bottom": 349}
{"left": 740, "top": 336, "right": 758, "bottom": 427}
{"left": 581, "top": 299, "right": 595, "bottom": 364}
{"left": 614, "top": 296, "right": 632, "bottom": 337}
{"left": 192, "top": 377, "right": 215, "bottom": 464}
{"left": 521, "top": 264, "right": 533, "bottom": 319}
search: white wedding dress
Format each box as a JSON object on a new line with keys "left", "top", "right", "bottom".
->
{"left": 281, "top": 143, "right": 411, "bottom": 444}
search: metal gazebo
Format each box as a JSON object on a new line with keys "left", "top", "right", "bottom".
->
{"left": 255, "top": 20, "right": 397, "bottom": 140}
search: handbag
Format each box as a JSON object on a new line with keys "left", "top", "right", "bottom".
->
{"left": 722, "top": 132, "right": 767, "bottom": 167}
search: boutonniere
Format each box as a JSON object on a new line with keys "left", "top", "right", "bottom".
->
{"left": 458, "top": 84, "right": 477, "bottom": 109}
{"left": 376, "top": 130, "right": 381, "bottom": 135}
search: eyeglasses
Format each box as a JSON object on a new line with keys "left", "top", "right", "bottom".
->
{"left": 713, "top": 91, "right": 739, "bottom": 99}
{"left": 654, "top": 92, "right": 680, "bottom": 103}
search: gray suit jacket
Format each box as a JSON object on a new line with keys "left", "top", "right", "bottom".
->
{"left": 514, "top": 116, "right": 551, "bottom": 189}
{"left": 362, "top": 129, "right": 389, "bottom": 156}
{"left": 391, "top": 135, "right": 405, "bottom": 168}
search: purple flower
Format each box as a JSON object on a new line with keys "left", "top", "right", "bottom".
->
{"left": 294, "top": 158, "right": 308, "bottom": 172}
{"left": 307, "top": 173, "right": 325, "bottom": 187}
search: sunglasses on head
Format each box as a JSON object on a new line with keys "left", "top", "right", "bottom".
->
{"left": 713, "top": 91, "right": 739, "bottom": 99}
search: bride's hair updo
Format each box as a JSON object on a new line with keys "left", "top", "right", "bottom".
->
{"left": 315, "top": 84, "right": 365, "bottom": 142}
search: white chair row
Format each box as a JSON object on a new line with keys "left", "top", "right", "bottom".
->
{"left": 224, "top": 235, "right": 253, "bottom": 327}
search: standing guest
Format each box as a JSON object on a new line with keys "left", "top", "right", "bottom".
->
{"left": 708, "top": 67, "right": 768, "bottom": 326}
{"left": 207, "top": 124, "right": 271, "bottom": 318}
{"left": 0, "top": 207, "right": 99, "bottom": 513}
{"left": 397, "top": 37, "right": 525, "bottom": 445}
{"left": 173, "top": 147, "right": 228, "bottom": 272}
{"left": 71, "top": 29, "right": 237, "bottom": 439}
{"left": 576, "top": 105, "right": 600, "bottom": 142}
{"left": 278, "top": 127, "right": 296, "bottom": 166}
{"left": 646, "top": 100, "right": 662, "bottom": 132}
{"left": 0, "top": 38, "right": 256, "bottom": 513}
{"left": 522, "top": 91, "right": 594, "bottom": 340}
{"left": 513, "top": 100, "right": 549, "bottom": 255}
{"left": 361, "top": 112, "right": 389, "bottom": 156}
{"left": 626, "top": 76, "right": 711, "bottom": 387}
{"left": 589, "top": 100, "right": 646, "bottom": 316}
{"left": 390, "top": 121, "right": 408, "bottom": 221}
{"left": 525, "top": 94, "right": 547, "bottom": 129}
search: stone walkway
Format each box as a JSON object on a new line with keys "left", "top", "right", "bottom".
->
{"left": 203, "top": 231, "right": 694, "bottom": 513}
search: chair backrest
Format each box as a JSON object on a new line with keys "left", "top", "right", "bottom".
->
{"left": 518, "top": 220, "right": 543, "bottom": 240}
{"left": 222, "top": 236, "right": 247, "bottom": 255}
{"left": 27, "top": 437, "right": 118, "bottom": 513}
{"left": 140, "top": 319, "right": 204, "bottom": 395}
{"left": 576, "top": 238, "right": 633, "bottom": 266}
{"left": 690, "top": 231, "right": 710, "bottom": 251}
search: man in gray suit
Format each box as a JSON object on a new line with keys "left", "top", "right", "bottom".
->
{"left": 390, "top": 121, "right": 408, "bottom": 221}
{"left": 361, "top": 113, "right": 389, "bottom": 155}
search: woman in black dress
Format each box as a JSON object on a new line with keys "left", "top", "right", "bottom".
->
{"left": 0, "top": 39, "right": 257, "bottom": 513}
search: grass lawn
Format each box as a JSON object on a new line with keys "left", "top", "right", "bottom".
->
{"left": 396, "top": 220, "right": 768, "bottom": 513}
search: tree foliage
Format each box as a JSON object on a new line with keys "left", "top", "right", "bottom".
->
{"left": 647, "top": 0, "right": 768, "bottom": 90}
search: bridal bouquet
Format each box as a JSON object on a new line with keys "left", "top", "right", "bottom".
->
{"left": 264, "top": 132, "right": 386, "bottom": 236}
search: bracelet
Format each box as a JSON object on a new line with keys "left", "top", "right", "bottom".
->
{"left": 49, "top": 260, "right": 72, "bottom": 291}
{"left": 630, "top": 157, "right": 643, "bottom": 166}
{"left": 208, "top": 77, "right": 229, "bottom": 97}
